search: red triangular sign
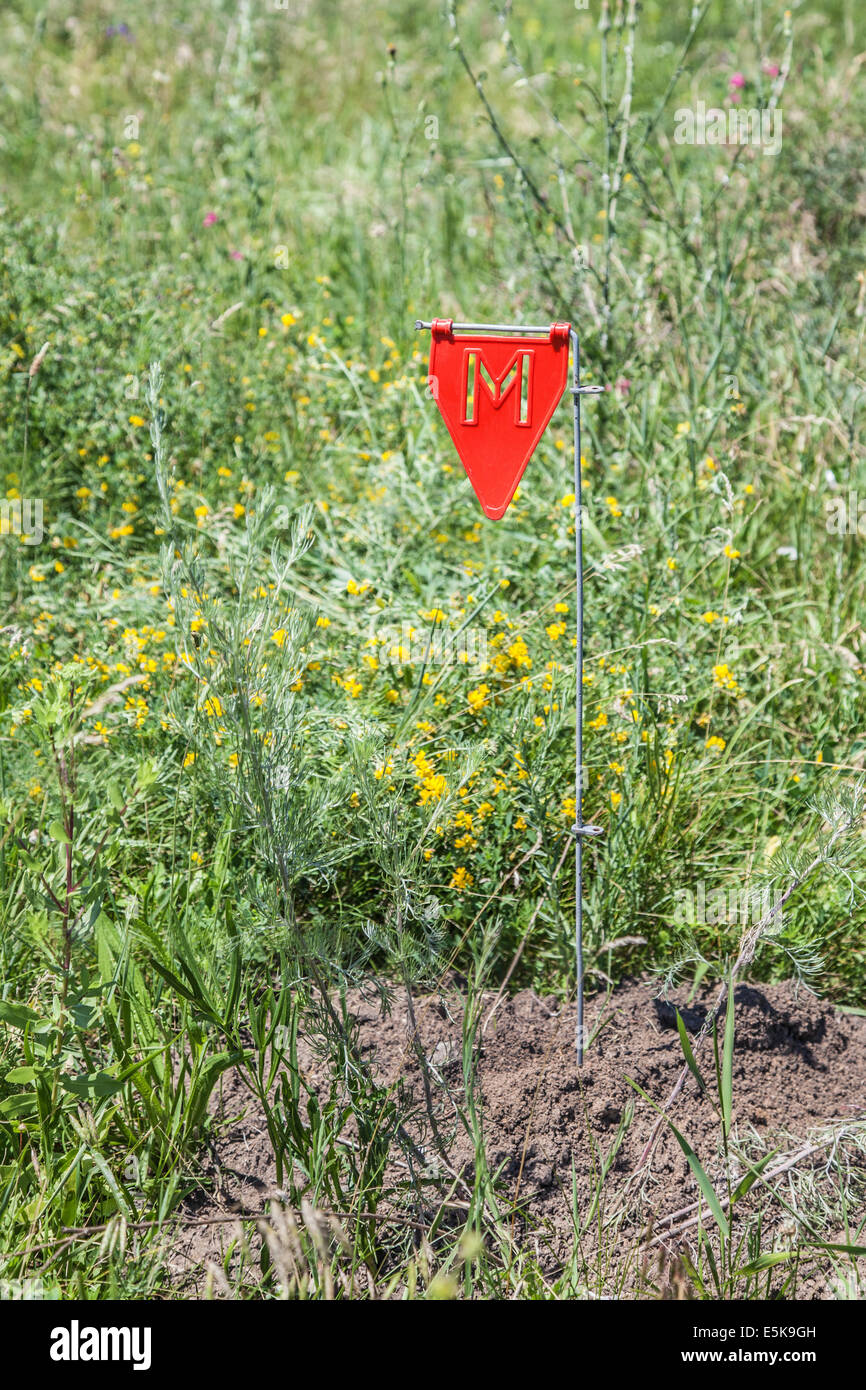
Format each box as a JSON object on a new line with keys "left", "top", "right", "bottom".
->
{"left": 427, "top": 318, "right": 571, "bottom": 519}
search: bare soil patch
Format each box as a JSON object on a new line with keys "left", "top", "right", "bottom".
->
{"left": 167, "top": 978, "right": 866, "bottom": 1296}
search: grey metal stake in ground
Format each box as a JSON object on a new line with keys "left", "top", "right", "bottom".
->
{"left": 415, "top": 318, "right": 603, "bottom": 1063}
{"left": 569, "top": 329, "right": 604, "bottom": 1064}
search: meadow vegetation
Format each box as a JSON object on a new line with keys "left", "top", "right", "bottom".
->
{"left": 0, "top": 0, "right": 864, "bottom": 1298}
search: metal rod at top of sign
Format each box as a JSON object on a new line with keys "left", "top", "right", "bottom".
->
{"left": 415, "top": 319, "right": 554, "bottom": 336}
{"left": 415, "top": 316, "right": 603, "bottom": 1064}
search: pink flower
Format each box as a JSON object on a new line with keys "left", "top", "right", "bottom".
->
{"left": 202, "top": 211, "right": 218, "bottom": 227}
{"left": 229, "top": 250, "right": 243, "bottom": 261}
{"left": 728, "top": 71, "right": 746, "bottom": 104}
{"left": 763, "top": 61, "right": 780, "bottom": 78}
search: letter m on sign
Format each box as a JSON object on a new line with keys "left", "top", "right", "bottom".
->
{"left": 462, "top": 349, "right": 533, "bottom": 427}
{"left": 427, "top": 319, "right": 570, "bottom": 519}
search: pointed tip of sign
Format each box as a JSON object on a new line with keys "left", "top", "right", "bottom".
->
{"left": 479, "top": 500, "right": 509, "bottom": 521}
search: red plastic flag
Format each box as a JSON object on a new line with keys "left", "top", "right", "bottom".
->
{"left": 427, "top": 318, "right": 571, "bottom": 519}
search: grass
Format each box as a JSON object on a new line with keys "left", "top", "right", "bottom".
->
{"left": 0, "top": 0, "right": 864, "bottom": 1299}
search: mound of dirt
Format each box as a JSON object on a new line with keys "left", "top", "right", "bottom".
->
{"left": 168, "top": 979, "right": 866, "bottom": 1295}
{"left": 468, "top": 981, "right": 864, "bottom": 1206}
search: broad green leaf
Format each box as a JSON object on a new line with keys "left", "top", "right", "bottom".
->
{"left": 148, "top": 958, "right": 219, "bottom": 1024}
{"left": 0, "top": 1094, "right": 40, "bottom": 1118}
{"left": 136, "top": 758, "right": 157, "bottom": 791}
{"left": 0, "top": 1001, "right": 41, "bottom": 1028}
{"left": 59, "top": 1046, "right": 169, "bottom": 1100}
{"left": 24, "top": 1195, "right": 47, "bottom": 1222}
{"left": 184, "top": 1049, "right": 244, "bottom": 1134}
{"left": 731, "top": 1147, "right": 779, "bottom": 1204}
{"left": 4, "top": 1067, "right": 39, "bottom": 1084}
{"left": 669, "top": 1120, "right": 730, "bottom": 1242}
{"left": 735, "top": 1251, "right": 795, "bottom": 1277}
{"left": 86, "top": 1150, "right": 133, "bottom": 1219}
{"left": 699, "top": 1228, "right": 721, "bottom": 1295}
{"left": 59, "top": 1071, "right": 125, "bottom": 1098}
{"left": 675, "top": 1009, "right": 706, "bottom": 1093}
{"left": 47, "top": 819, "right": 71, "bottom": 844}
{"left": 686, "top": 960, "right": 710, "bottom": 1005}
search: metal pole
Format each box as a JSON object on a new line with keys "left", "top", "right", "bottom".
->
{"left": 572, "top": 332, "right": 586, "bottom": 1066}
{"left": 570, "top": 332, "right": 604, "bottom": 1065}
{"left": 415, "top": 316, "right": 602, "bottom": 1064}
{"left": 573, "top": 333, "right": 584, "bottom": 1064}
